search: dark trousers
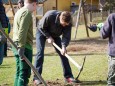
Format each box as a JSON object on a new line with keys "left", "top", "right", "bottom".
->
{"left": 4, "top": 42, "right": 7, "bottom": 56}
{"left": 12, "top": 46, "right": 32, "bottom": 86}
{"left": 0, "top": 44, "right": 4, "bottom": 65}
{"left": 34, "top": 30, "right": 73, "bottom": 80}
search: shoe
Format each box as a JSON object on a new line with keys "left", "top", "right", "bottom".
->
{"left": 65, "top": 77, "right": 81, "bottom": 83}
{"left": 33, "top": 79, "right": 42, "bottom": 86}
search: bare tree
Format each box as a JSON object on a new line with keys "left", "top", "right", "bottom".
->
{"left": 104, "top": 0, "right": 115, "bottom": 13}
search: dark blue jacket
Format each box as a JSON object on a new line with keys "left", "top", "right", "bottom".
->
{"left": 0, "top": 0, "right": 2, "bottom": 3}
{"left": 38, "top": 10, "right": 72, "bottom": 47}
{"left": 0, "top": 1, "right": 8, "bottom": 28}
{"left": 100, "top": 13, "right": 115, "bottom": 56}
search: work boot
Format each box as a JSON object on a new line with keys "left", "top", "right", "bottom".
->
{"left": 33, "top": 79, "right": 42, "bottom": 86}
{"left": 65, "top": 77, "right": 81, "bottom": 83}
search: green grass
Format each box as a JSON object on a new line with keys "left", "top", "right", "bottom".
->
{"left": 0, "top": 57, "right": 15, "bottom": 85}
{"left": 0, "top": 55, "right": 108, "bottom": 86}
{"left": 0, "top": 25, "right": 108, "bottom": 86}
{"left": 71, "top": 25, "right": 100, "bottom": 40}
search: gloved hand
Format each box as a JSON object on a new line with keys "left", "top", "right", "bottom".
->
{"left": 18, "top": 47, "right": 25, "bottom": 60}
{"left": 47, "top": 37, "right": 54, "bottom": 44}
{"left": 61, "top": 46, "right": 67, "bottom": 56}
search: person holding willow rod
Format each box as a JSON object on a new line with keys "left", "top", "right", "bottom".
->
{"left": 33, "top": 10, "right": 81, "bottom": 85}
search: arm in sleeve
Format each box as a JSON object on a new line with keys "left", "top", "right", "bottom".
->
{"left": 18, "top": 13, "right": 32, "bottom": 48}
{"left": 100, "top": 15, "right": 112, "bottom": 39}
{"left": 61, "top": 25, "right": 72, "bottom": 47}
{"left": 0, "top": 3, "right": 8, "bottom": 28}
{"left": 40, "top": 16, "right": 51, "bottom": 38}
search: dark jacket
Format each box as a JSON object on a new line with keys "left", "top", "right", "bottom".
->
{"left": 38, "top": 10, "right": 72, "bottom": 47}
{"left": 0, "top": 0, "right": 2, "bottom": 3}
{"left": 0, "top": 1, "right": 8, "bottom": 28}
{"left": 100, "top": 13, "right": 115, "bottom": 56}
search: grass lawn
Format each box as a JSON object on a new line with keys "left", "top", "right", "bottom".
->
{"left": 0, "top": 25, "right": 108, "bottom": 86}
{"left": 0, "top": 55, "right": 108, "bottom": 86}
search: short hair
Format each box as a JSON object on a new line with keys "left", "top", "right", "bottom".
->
{"left": 61, "top": 11, "right": 71, "bottom": 23}
{"left": 18, "top": 0, "right": 24, "bottom": 4}
{"left": 25, "top": 0, "right": 37, "bottom": 3}
{"left": 18, "top": 0, "right": 24, "bottom": 7}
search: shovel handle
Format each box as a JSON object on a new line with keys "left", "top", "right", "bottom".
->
{"left": 53, "top": 42, "right": 81, "bottom": 70}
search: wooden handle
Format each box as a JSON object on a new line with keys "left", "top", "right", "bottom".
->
{"left": 53, "top": 42, "right": 81, "bottom": 70}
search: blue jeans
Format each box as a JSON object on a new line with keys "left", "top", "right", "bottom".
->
{"left": 0, "top": 44, "right": 4, "bottom": 65}
{"left": 33, "top": 30, "right": 73, "bottom": 80}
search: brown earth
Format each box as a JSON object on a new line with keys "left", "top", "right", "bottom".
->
{"left": 43, "top": 37, "right": 108, "bottom": 55}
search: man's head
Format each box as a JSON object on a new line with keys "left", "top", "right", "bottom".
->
{"left": 59, "top": 11, "right": 71, "bottom": 27}
{"left": 24, "top": 0, "right": 37, "bottom": 12}
{"left": 18, "top": 0, "right": 24, "bottom": 8}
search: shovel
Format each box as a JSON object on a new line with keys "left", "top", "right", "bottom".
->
{"left": 53, "top": 42, "right": 86, "bottom": 79}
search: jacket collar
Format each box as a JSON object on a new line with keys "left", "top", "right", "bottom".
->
{"left": 55, "top": 12, "right": 61, "bottom": 25}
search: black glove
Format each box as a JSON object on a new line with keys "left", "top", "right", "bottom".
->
{"left": 18, "top": 47, "right": 25, "bottom": 60}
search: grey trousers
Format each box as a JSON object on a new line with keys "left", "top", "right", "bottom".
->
{"left": 108, "top": 56, "right": 115, "bottom": 86}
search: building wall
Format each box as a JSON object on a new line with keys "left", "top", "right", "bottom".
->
{"left": 43, "top": 0, "right": 99, "bottom": 14}
{"left": 43, "top": 0, "right": 71, "bottom": 13}
{"left": 43, "top": 0, "right": 56, "bottom": 13}
{"left": 57, "top": 0, "right": 71, "bottom": 11}
{"left": 70, "top": 0, "right": 79, "bottom": 5}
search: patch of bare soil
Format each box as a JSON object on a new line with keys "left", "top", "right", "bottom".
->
{"left": 67, "top": 37, "right": 108, "bottom": 54}
{"left": 44, "top": 37, "right": 108, "bottom": 55}
{"left": 29, "top": 79, "right": 81, "bottom": 86}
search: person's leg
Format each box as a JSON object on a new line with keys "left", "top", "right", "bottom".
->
{"left": 107, "top": 56, "right": 115, "bottom": 85}
{"left": 53, "top": 37, "right": 73, "bottom": 78}
{"left": 14, "top": 55, "right": 20, "bottom": 86}
{"left": 4, "top": 41, "right": 7, "bottom": 57}
{"left": 12, "top": 46, "right": 20, "bottom": 86}
{"left": 18, "top": 48, "right": 32, "bottom": 86}
{"left": 0, "top": 44, "right": 4, "bottom": 65}
{"left": 33, "top": 30, "right": 46, "bottom": 81}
